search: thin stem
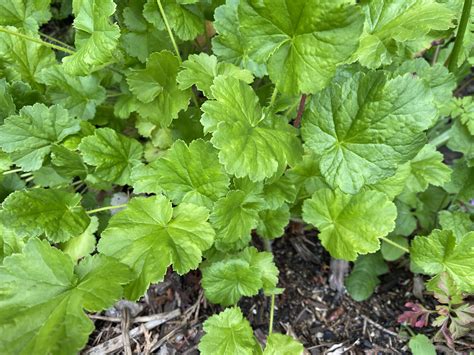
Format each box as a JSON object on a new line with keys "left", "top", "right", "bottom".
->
{"left": 429, "top": 129, "right": 451, "bottom": 147}
{"left": 156, "top": 0, "right": 181, "bottom": 63}
{"left": 446, "top": 0, "right": 472, "bottom": 72}
{"left": 20, "top": 172, "right": 33, "bottom": 178}
{"left": 39, "top": 32, "right": 74, "bottom": 50}
{"left": 87, "top": 204, "right": 128, "bottom": 215}
{"left": 0, "top": 26, "right": 75, "bottom": 54}
{"left": 2, "top": 168, "right": 22, "bottom": 175}
{"left": 380, "top": 236, "right": 410, "bottom": 254}
{"left": 431, "top": 45, "right": 441, "bottom": 66}
{"left": 268, "top": 293, "right": 275, "bottom": 334}
{"left": 268, "top": 86, "right": 279, "bottom": 109}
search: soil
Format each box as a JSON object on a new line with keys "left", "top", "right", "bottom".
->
{"left": 84, "top": 223, "right": 474, "bottom": 354}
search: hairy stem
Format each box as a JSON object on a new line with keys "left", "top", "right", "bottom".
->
{"left": 380, "top": 236, "right": 410, "bottom": 254}
{"left": 0, "top": 26, "right": 75, "bottom": 54}
{"left": 39, "top": 32, "right": 74, "bottom": 50}
{"left": 446, "top": 0, "right": 472, "bottom": 72}
{"left": 268, "top": 293, "right": 275, "bottom": 334}
{"left": 87, "top": 204, "right": 128, "bottom": 214}
{"left": 293, "top": 94, "right": 307, "bottom": 128}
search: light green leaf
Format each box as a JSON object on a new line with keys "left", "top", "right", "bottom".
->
{"left": 60, "top": 217, "right": 98, "bottom": 261}
{"left": 98, "top": 196, "right": 215, "bottom": 299}
{"left": 381, "top": 235, "right": 409, "bottom": 261}
{"left": 38, "top": 65, "right": 106, "bottom": 120}
{"left": 126, "top": 51, "right": 190, "bottom": 127}
{"left": 79, "top": 128, "right": 143, "bottom": 185}
{"left": 257, "top": 205, "right": 290, "bottom": 240}
{"left": 0, "top": 0, "right": 51, "bottom": 30}
{"left": 262, "top": 176, "right": 296, "bottom": 210}
{"left": 408, "top": 334, "right": 436, "bottom": 355}
{"left": 438, "top": 211, "right": 473, "bottom": 242}
{"left": 346, "top": 252, "right": 388, "bottom": 301}
{"left": 212, "top": 0, "right": 267, "bottom": 77}
{"left": 132, "top": 139, "right": 229, "bottom": 209}
{"left": 0, "top": 79, "right": 15, "bottom": 123}
{"left": 444, "top": 159, "right": 474, "bottom": 202}
{"left": 0, "top": 188, "right": 90, "bottom": 243}
{"left": 355, "top": 0, "right": 455, "bottom": 68}
{"left": 0, "top": 238, "right": 132, "bottom": 354}
{"left": 238, "top": 0, "right": 364, "bottom": 94}
{"left": 364, "top": 163, "right": 411, "bottom": 200}
{"left": 301, "top": 71, "right": 437, "bottom": 194}
{"left": 199, "top": 307, "right": 259, "bottom": 355}
{"left": 202, "top": 77, "right": 302, "bottom": 181}
{"left": 286, "top": 152, "right": 329, "bottom": 197}
{"left": 405, "top": 144, "right": 452, "bottom": 193}
{"left": 177, "top": 53, "right": 254, "bottom": 98}
{"left": 143, "top": 0, "right": 203, "bottom": 41}
{"left": 62, "top": 0, "right": 120, "bottom": 75}
{"left": 303, "top": 189, "right": 396, "bottom": 261}
{"left": 0, "top": 27, "right": 55, "bottom": 86}
{"left": 263, "top": 333, "right": 303, "bottom": 355}
{"left": 448, "top": 120, "right": 474, "bottom": 166}
{"left": 0, "top": 225, "right": 24, "bottom": 262}
{"left": 411, "top": 230, "right": 474, "bottom": 292}
{"left": 0, "top": 103, "right": 81, "bottom": 171}
{"left": 210, "top": 190, "right": 264, "bottom": 251}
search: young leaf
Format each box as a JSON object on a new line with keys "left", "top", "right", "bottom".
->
{"left": 0, "top": 188, "right": 90, "bottom": 243}
{"left": 263, "top": 333, "right": 304, "bottom": 355}
{"left": 62, "top": 0, "right": 120, "bottom": 75}
{"left": 302, "top": 189, "right": 396, "bottom": 261}
{"left": 37, "top": 65, "right": 106, "bottom": 120}
{"left": 411, "top": 230, "right": 474, "bottom": 292}
{"left": 355, "top": 0, "right": 455, "bottom": 68}
{"left": 257, "top": 205, "right": 290, "bottom": 240}
{"left": 0, "top": 238, "right": 133, "bottom": 354}
{"left": 201, "top": 77, "right": 302, "bottom": 181}
{"left": 132, "top": 139, "right": 229, "bottom": 209}
{"left": 301, "top": 71, "right": 437, "bottom": 194}
{"left": 0, "top": 0, "right": 51, "bottom": 30}
{"left": 238, "top": 0, "right": 364, "bottom": 94}
{"left": 199, "top": 307, "right": 259, "bottom": 355}
{"left": 0, "top": 103, "right": 81, "bottom": 171}
{"left": 408, "top": 334, "right": 436, "bottom": 355}
{"left": 177, "top": 53, "right": 254, "bottom": 98}
{"left": 98, "top": 196, "right": 215, "bottom": 299}
{"left": 126, "top": 51, "right": 190, "bottom": 127}
{"left": 79, "top": 127, "right": 143, "bottom": 185}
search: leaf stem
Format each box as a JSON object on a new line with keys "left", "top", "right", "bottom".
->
{"left": 380, "top": 236, "right": 410, "bottom": 254}
{"left": 2, "top": 168, "right": 22, "bottom": 175}
{"left": 268, "top": 293, "right": 275, "bottom": 334}
{"left": 156, "top": 0, "right": 181, "bottom": 63}
{"left": 0, "top": 26, "right": 75, "bottom": 54}
{"left": 293, "top": 94, "right": 307, "bottom": 128}
{"left": 39, "top": 32, "right": 74, "bottom": 50}
{"left": 268, "top": 86, "right": 279, "bottom": 109}
{"left": 446, "top": 0, "right": 472, "bottom": 72}
{"left": 429, "top": 129, "right": 451, "bottom": 147}
{"left": 87, "top": 204, "right": 128, "bottom": 214}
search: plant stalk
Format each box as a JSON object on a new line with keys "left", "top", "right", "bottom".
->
{"left": 0, "top": 26, "right": 75, "bottom": 54}
{"left": 268, "top": 293, "right": 275, "bottom": 334}
{"left": 380, "top": 236, "right": 410, "bottom": 254}
{"left": 429, "top": 129, "right": 451, "bottom": 147}
{"left": 87, "top": 204, "right": 128, "bottom": 214}
{"left": 2, "top": 168, "right": 22, "bottom": 175}
{"left": 268, "top": 86, "right": 279, "bottom": 109}
{"left": 446, "top": 0, "right": 472, "bottom": 72}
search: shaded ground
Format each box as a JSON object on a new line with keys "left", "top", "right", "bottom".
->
{"left": 83, "top": 224, "right": 474, "bottom": 354}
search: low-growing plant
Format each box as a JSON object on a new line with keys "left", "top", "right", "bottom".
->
{"left": 0, "top": 0, "right": 473, "bottom": 353}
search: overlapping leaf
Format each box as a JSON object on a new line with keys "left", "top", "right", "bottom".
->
{"left": 0, "top": 0, "right": 51, "bottom": 30}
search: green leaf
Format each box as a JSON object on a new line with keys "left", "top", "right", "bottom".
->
{"left": 238, "top": 0, "right": 364, "bottom": 94}
{"left": 262, "top": 176, "right": 296, "bottom": 210}
{"left": 448, "top": 120, "right": 474, "bottom": 166}
{"left": 0, "top": 225, "right": 24, "bottom": 262}
{"left": 0, "top": 0, "right": 51, "bottom": 30}
{"left": 0, "top": 103, "right": 81, "bottom": 171}
{"left": 202, "top": 77, "right": 302, "bottom": 181}
{"left": 143, "top": 0, "right": 204, "bottom": 41}
{"left": 381, "top": 235, "right": 409, "bottom": 261}
{"left": 199, "top": 307, "right": 259, "bottom": 355}
{"left": 126, "top": 51, "right": 190, "bottom": 127}
{"left": 0, "top": 188, "right": 90, "bottom": 243}
{"left": 132, "top": 139, "right": 229, "bottom": 209}
{"left": 404, "top": 144, "right": 452, "bottom": 193}
{"left": 212, "top": 0, "right": 267, "bottom": 77}
{"left": 177, "top": 53, "right": 254, "bottom": 98}
{"left": 301, "top": 71, "right": 437, "bottom": 194}
{"left": 393, "top": 59, "right": 456, "bottom": 109}
{"left": 408, "top": 334, "right": 436, "bottom": 355}
{"left": 444, "top": 159, "right": 474, "bottom": 202}
{"left": 346, "top": 252, "right": 388, "bottom": 301}
{"left": 60, "top": 216, "right": 98, "bottom": 261}
{"left": 438, "top": 211, "right": 473, "bottom": 242}
{"left": 257, "top": 205, "right": 290, "bottom": 240}
{"left": 62, "top": 0, "right": 120, "bottom": 75}
{"left": 38, "top": 65, "right": 106, "bottom": 120}
{"left": 355, "top": 0, "right": 455, "bottom": 68}
{"left": 0, "top": 27, "right": 55, "bottom": 87}
{"left": 79, "top": 127, "right": 143, "bottom": 185}
{"left": 0, "top": 238, "right": 132, "bottom": 354}
{"left": 0, "top": 79, "right": 15, "bottom": 124}
{"left": 98, "top": 196, "right": 215, "bottom": 299}
{"left": 263, "top": 333, "right": 303, "bottom": 355}
{"left": 411, "top": 230, "right": 474, "bottom": 292}
{"left": 286, "top": 152, "right": 329, "bottom": 197}
{"left": 210, "top": 190, "right": 264, "bottom": 251}
{"left": 51, "top": 144, "right": 87, "bottom": 179}
{"left": 302, "top": 189, "right": 396, "bottom": 261}
{"left": 364, "top": 163, "right": 411, "bottom": 200}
